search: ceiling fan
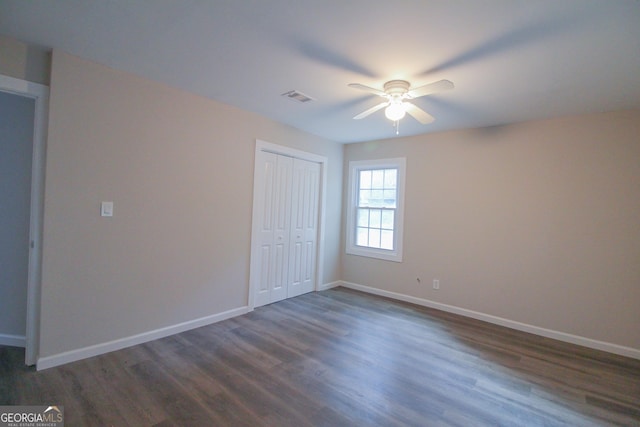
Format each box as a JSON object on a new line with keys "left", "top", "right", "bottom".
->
{"left": 348, "top": 79, "right": 454, "bottom": 130}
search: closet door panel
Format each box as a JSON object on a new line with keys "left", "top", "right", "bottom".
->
{"left": 302, "top": 160, "right": 320, "bottom": 294}
{"left": 270, "top": 155, "right": 293, "bottom": 303}
{"left": 288, "top": 159, "right": 320, "bottom": 298}
{"left": 253, "top": 152, "right": 292, "bottom": 306}
{"left": 253, "top": 151, "right": 276, "bottom": 307}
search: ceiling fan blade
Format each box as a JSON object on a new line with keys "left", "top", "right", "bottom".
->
{"left": 348, "top": 83, "right": 387, "bottom": 97}
{"left": 407, "top": 79, "right": 454, "bottom": 98}
{"left": 404, "top": 102, "right": 435, "bottom": 124}
{"left": 353, "top": 101, "right": 389, "bottom": 120}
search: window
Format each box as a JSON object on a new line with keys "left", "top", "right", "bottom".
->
{"left": 346, "top": 158, "right": 406, "bottom": 262}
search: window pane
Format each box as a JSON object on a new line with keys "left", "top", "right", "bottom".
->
{"left": 370, "top": 189, "right": 384, "bottom": 207}
{"left": 357, "top": 208, "right": 369, "bottom": 227}
{"left": 383, "top": 190, "right": 396, "bottom": 208}
{"left": 359, "top": 170, "right": 371, "bottom": 189}
{"left": 381, "top": 230, "right": 394, "bottom": 249}
{"left": 369, "top": 229, "right": 381, "bottom": 248}
{"left": 369, "top": 209, "right": 381, "bottom": 228}
{"left": 359, "top": 189, "right": 371, "bottom": 206}
{"left": 372, "top": 170, "right": 384, "bottom": 189}
{"left": 384, "top": 169, "right": 397, "bottom": 189}
{"left": 356, "top": 227, "right": 368, "bottom": 246}
{"left": 381, "top": 210, "right": 394, "bottom": 229}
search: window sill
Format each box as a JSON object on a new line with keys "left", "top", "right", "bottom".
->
{"left": 346, "top": 246, "right": 403, "bottom": 262}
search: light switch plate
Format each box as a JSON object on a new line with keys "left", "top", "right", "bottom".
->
{"left": 101, "top": 201, "right": 114, "bottom": 217}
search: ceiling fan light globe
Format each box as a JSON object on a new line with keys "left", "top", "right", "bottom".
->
{"left": 385, "top": 103, "right": 406, "bottom": 121}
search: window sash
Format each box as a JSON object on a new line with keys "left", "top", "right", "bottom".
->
{"left": 355, "top": 167, "right": 398, "bottom": 251}
{"left": 355, "top": 207, "right": 395, "bottom": 250}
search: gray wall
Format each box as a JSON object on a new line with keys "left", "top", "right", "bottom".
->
{"left": 39, "top": 51, "right": 343, "bottom": 360}
{"left": 0, "top": 35, "right": 50, "bottom": 85}
{"left": 343, "top": 110, "right": 640, "bottom": 351}
{"left": 0, "top": 90, "right": 35, "bottom": 340}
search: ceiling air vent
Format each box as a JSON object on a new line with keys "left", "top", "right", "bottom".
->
{"left": 281, "top": 90, "right": 315, "bottom": 103}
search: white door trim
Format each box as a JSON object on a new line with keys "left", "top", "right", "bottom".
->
{"left": 0, "top": 74, "right": 49, "bottom": 366}
{"left": 249, "top": 139, "right": 328, "bottom": 309}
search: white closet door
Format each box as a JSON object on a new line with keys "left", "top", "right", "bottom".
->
{"left": 253, "top": 151, "right": 292, "bottom": 307}
{"left": 288, "top": 158, "right": 320, "bottom": 298}
{"left": 251, "top": 147, "right": 321, "bottom": 308}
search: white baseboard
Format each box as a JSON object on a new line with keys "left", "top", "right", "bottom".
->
{"left": 317, "top": 281, "right": 341, "bottom": 291}
{"left": 338, "top": 281, "right": 640, "bottom": 360}
{"left": 37, "top": 306, "right": 250, "bottom": 370}
{"left": 0, "top": 333, "right": 26, "bottom": 348}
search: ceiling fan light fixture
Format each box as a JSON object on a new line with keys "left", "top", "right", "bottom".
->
{"left": 385, "top": 102, "right": 406, "bottom": 121}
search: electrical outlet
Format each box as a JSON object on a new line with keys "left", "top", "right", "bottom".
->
{"left": 101, "top": 201, "right": 114, "bottom": 217}
{"left": 433, "top": 279, "right": 440, "bottom": 290}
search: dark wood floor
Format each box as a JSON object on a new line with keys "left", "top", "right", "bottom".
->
{"left": 1, "top": 287, "right": 639, "bottom": 426}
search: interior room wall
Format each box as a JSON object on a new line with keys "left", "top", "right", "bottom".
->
{"left": 342, "top": 110, "right": 640, "bottom": 352}
{"left": 39, "top": 51, "right": 343, "bottom": 361}
{"left": 0, "top": 35, "right": 50, "bottom": 85}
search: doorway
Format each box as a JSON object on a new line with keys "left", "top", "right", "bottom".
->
{"left": 0, "top": 74, "right": 49, "bottom": 366}
{"left": 249, "top": 140, "right": 327, "bottom": 308}
{"left": 0, "top": 90, "right": 34, "bottom": 347}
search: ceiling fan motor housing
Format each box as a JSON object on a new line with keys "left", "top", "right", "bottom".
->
{"left": 383, "top": 80, "right": 411, "bottom": 97}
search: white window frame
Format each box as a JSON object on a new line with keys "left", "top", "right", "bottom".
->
{"left": 346, "top": 157, "right": 406, "bottom": 262}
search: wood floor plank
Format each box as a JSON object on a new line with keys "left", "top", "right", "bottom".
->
{"left": 128, "top": 359, "right": 218, "bottom": 426}
{"left": 1, "top": 286, "right": 639, "bottom": 426}
{"left": 90, "top": 351, "right": 169, "bottom": 425}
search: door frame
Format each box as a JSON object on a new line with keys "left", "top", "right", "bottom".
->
{"left": 0, "top": 74, "right": 49, "bottom": 366}
{"left": 248, "top": 139, "right": 328, "bottom": 309}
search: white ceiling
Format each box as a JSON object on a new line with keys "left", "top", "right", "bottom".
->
{"left": 1, "top": 0, "right": 639, "bottom": 143}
